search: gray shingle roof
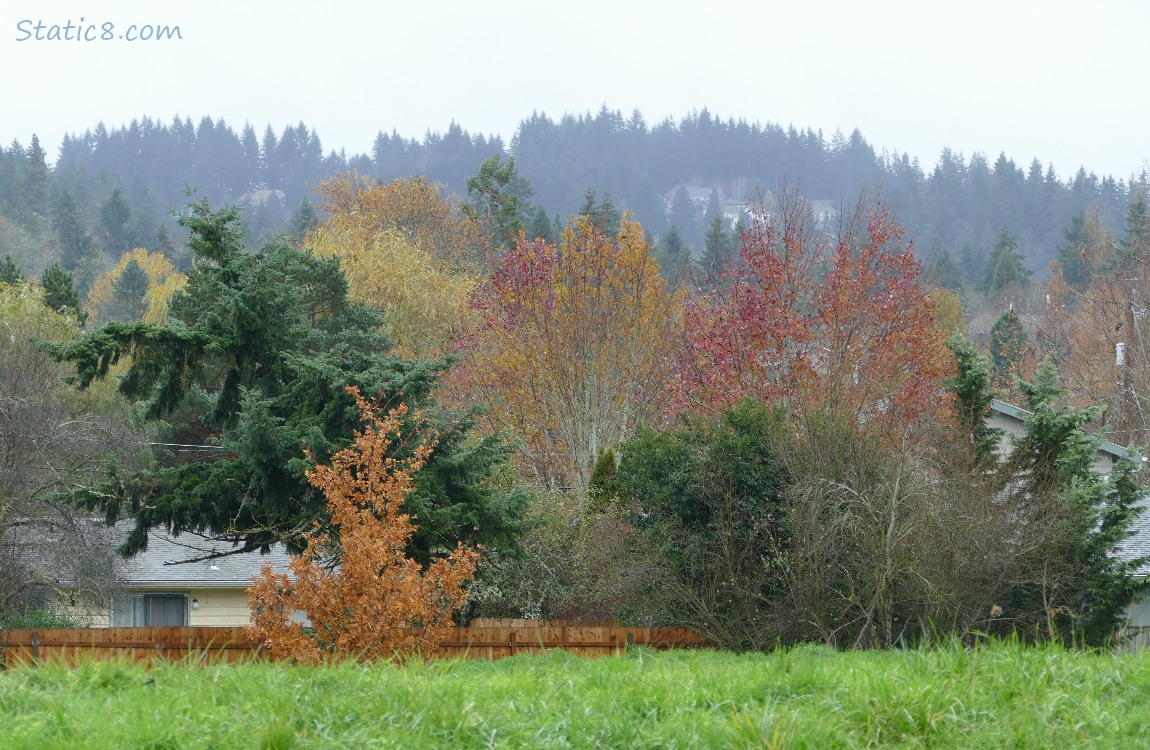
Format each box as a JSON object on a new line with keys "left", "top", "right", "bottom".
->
{"left": 114, "top": 522, "right": 295, "bottom": 587}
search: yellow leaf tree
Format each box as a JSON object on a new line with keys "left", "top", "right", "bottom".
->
{"left": 308, "top": 172, "right": 486, "bottom": 356}
{"left": 247, "top": 387, "right": 479, "bottom": 663}
{"left": 457, "top": 214, "right": 684, "bottom": 493}
{"left": 85, "top": 248, "right": 186, "bottom": 325}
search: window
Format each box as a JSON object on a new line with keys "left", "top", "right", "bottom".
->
{"left": 110, "top": 593, "right": 188, "bottom": 626}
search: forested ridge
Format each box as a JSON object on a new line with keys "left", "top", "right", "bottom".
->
{"left": 1, "top": 106, "right": 1142, "bottom": 285}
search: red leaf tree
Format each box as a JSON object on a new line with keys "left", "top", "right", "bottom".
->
{"left": 669, "top": 192, "right": 954, "bottom": 439}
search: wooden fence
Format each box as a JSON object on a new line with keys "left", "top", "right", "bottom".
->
{"left": 0, "top": 622, "right": 709, "bottom": 667}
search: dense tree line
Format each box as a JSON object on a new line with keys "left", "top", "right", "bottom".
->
{"left": 2, "top": 107, "right": 1143, "bottom": 294}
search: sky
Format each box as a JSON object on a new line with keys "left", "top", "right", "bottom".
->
{"left": 3, "top": 0, "right": 1148, "bottom": 181}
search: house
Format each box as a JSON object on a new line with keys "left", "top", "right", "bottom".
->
{"left": 986, "top": 399, "right": 1137, "bottom": 476}
{"left": 104, "top": 523, "right": 294, "bottom": 627}
{"left": 989, "top": 399, "right": 1150, "bottom": 638}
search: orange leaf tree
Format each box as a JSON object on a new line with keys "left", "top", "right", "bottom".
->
{"left": 669, "top": 192, "right": 954, "bottom": 440}
{"left": 456, "top": 214, "right": 684, "bottom": 493}
{"left": 248, "top": 387, "right": 479, "bottom": 662}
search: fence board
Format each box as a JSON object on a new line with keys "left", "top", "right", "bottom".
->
{"left": 0, "top": 623, "right": 708, "bottom": 667}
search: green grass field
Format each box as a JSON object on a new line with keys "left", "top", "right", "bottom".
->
{"left": 2, "top": 642, "right": 1149, "bottom": 749}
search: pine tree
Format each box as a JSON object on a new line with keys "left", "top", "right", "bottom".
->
{"left": 52, "top": 191, "right": 94, "bottom": 272}
{"left": 700, "top": 214, "right": 734, "bottom": 287}
{"left": 0, "top": 254, "right": 23, "bottom": 285}
{"left": 40, "top": 262, "right": 86, "bottom": 324}
{"left": 946, "top": 333, "right": 1002, "bottom": 467}
{"left": 998, "top": 360, "right": 1146, "bottom": 645}
{"left": 288, "top": 198, "right": 318, "bottom": 243}
{"left": 989, "top": 310, "right": 1031, "bottom": 389}
{"left": 99, "top": 186, "right": 132, "bottom": 255}
{"left": 22, "top": 135, "right": 49, "bottom": 216}
{"left": 112, "top": 258, "right": 149, "bottom": 321}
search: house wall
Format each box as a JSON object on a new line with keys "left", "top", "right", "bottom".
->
{"left": 987, "top": 411, "right": 1120, "bottom": 476}
{"left": 188, "top": 588, "right": 253, "bottom": 627}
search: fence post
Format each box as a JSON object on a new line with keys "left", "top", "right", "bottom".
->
{"left": 31, "top": 630, "right": 39, "bottom": 664}
{"left": 509, "top": 631, "right": 516, "bottom": 656}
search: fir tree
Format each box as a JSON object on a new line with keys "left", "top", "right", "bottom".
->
{"left": 0, "top": 254, "right": 23, "bottom": 285}
{"left": 40, "top": 262, "right": 86, "bottom": 324}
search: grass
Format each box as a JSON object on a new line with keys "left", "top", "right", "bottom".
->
{"left": 2, "top": 641, "right": 1149, "bottom": 748}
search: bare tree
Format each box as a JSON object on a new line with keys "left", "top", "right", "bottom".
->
{"left": 0, "top": 283, "right": 147, "bottom": 623}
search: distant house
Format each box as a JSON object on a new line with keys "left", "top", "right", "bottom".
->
{"left": 236, "top": 189, "right": 286, "bottom": 207}
{"left": 103, "top": 524, "right": 294, "bottom": 628}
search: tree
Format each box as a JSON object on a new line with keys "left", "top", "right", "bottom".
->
{"left": 979, "top": 230, "right": 1030, "bottom": 297}
{"left": 308, "top": 175, "right": 482, "bottom": 356}
{"left": 22, "top": 135, "right": 49, "bottom": 217}
{"left": 84, "top": 248, "right": 186, "bottom": 325}
{"left": 49, "top": 199, "right": 525, "bottom": 564}
{"left": 310, "top": 171, "right": 485, "bottom": 271}
{"left": 99, "top": 186, "right": 132, "bottom": 255}
{"left": 653, "top": 226, "right": 692, "bottom": 289}
{"left": 700, "top": 214, "right": 735, "bottom": 288}
{"left": 994, "top": 360, "right": 1146, "bottom": 645}
{"left": 288, "top": 198, "right": 318, "bottom": 243}
{"left": 40, "top": 262, "right": 86, "bottom": 324}
{"left": 248, "top": 388, "right": 479, "bottom": 663}
{"left": 0, "top": 282, "right": 145, "bottom": 622}
{"left": 463, "top": 154, "right": 531, "bottom": 250}
{"left": 613, "top": 400, "right": 792, "bottom": 650}
{"left": 52, "top": 191, "right": 95, "bottom": 273}
{"left": 578, "top": 189, "right": 622, "bottom": 236}
{"left": 459, "top": 214, "right": 684, "bottom": 493}
{"left": 671, "top": 191, "right": 954, "bottom": 441}
{"left": 0, "top": 254, "right": 23, "bottom": 285}
{"left": 989, "top": 309, "right": 1032, "bottom": 391}
{"left": 927, "top": 247, "right": 964, "bottom": 292}
{"left": 946, "top": 333, "right": 1003, "bottom": 468}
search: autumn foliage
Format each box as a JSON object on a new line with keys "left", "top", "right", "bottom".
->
{"left": 85, "top": 247, "right": 186, "bottom": 325}
{"left": 669, "top": 193, "right": 954, "bottom": 439}
{"left": 307, "top": 171, "right": 485, "bottom": 355}
{"left": 456, "top": 214, "right": 683, "bottom": 492}
{"left": 247, "top": 387, "right": 479, "bottom": 663}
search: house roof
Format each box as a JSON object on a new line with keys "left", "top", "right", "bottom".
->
{"left": 990, "top": 399, "right": 1142, "bottom": 464}
{"left": 114, "top": 522, "right": 295, "bottom": 588}
{"left": 1119, "top": 498, "right": 1150, "bottom": 577}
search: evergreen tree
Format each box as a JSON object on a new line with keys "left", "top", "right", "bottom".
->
{"left": 40, "top": 262, "right": 86, "bottom": 324}
{"left": 927, "top": 248, "right": 964, "bottom": 291}
{"left": 52, "top": 191, "right": 95, "bottom": 272}
{"left": 1055, "top": 213, "right": 1091, "bottom": 290}
{"left": 288, "top": 198, "right": 318, "bottom": 243}
{"left": 946, "top": 333, "right": 1002, "bottom": 468}
{"left": 112, "top": 258, "right": 149, "bottom": 321}
{"left": 1121, "top": 193, "right": 1150, "bottom": 270}
{"left": 700, "top": 214, "right": 734, "bottom": 287}
{"left": 989, "top": 310, "right": 1030, "bottom": 389}
{"left": 0, "top": 254, "right": 23, "bottom": 285}
{"left": 578, "top": 189, "right": 622, "bottom": 236}
{"left": 22, "top": 134, "right": 49, "bottom": 216}
{"left": 99, "top": 186, "right": 132, "bottom": 255}
{"left": 526, "top": 205, "right": 558, "bottom": 245}
{"left": 50, "top": 199, "right": 525, "bottom": 563}
{"left": 464, "top": 155, "right": 531, "bottom": 249}
{"left": 654, "top": 226, "right": 691, "bottom": 288}
{"left": 997, "top": 360, "right": 1146, "bottom": 645}
{"left": 980, "top": 230, "right": 1030, "bottom": 296}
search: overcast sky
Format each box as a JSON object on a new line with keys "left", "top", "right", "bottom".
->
{"left": 4, "top": 0, "right": 1147, "bottom": 181}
